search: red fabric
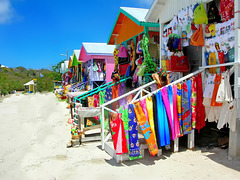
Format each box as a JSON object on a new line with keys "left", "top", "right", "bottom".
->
{"left": 119, "top": 63, "right": 130, "bottom": 76}
{"left": 211, "top": 74, "right": 223, "bottom": 106}
{"left": 109, "top": 113, "right": 128, "bottom": 155}
{"left": 218, "top": 51, "right": 225, "bottom": 72}
{"left": 94, "top": 93, "right": 99, "bottom": 107}
{"left": 195, "top": 73, "right": 205, "bottom": 131}
{"left": 219, "top": 0, "right": 234, "bottom": 22}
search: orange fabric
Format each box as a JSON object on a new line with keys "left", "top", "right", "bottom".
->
{"left": 211, "top": 74, "right": 223, "bottom": 106}
{"left": 112, "top": 84, "right": 119, "bottom": 99}
{"left": 133, "top": 101, "right": 158, "bottom": 156}
{"left": 209, "top": 52, "right": 217, "bottom": 74}
{"left": 68, "top": 58, "right": 72, "bottom": 69}
{"left": 190, "top": 24, "right": 204, "bottom": 47}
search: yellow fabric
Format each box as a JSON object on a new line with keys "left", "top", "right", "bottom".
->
{"left": 146, "top": 96, "right": 156, "bottom": 141}
{"left": 208, "top": 24, "right": 216, "bottom": 36}
{"left": 209, "top": 52, "right": 217, "bottom": 74}
{"left": 88, "top": 96, "right": 94, "bottom": 107}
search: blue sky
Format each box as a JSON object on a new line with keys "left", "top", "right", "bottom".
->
{"left": 0, "top": 0, "right": 154, "bottom": 69}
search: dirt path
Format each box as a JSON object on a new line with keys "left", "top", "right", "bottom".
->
{"left": 0, "top": 93, "right": 240, "bottom": 180}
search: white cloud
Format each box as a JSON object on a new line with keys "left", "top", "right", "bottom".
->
{"left": 0, "top": 0, "right": 14, "bottom": 24}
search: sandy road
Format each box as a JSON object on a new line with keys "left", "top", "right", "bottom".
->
{"left": 0, "top": 92, "right": 240, "bottom": 180}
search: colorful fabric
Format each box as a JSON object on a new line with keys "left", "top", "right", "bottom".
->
{"left": 133, "top": 101, "right": 158, "bottom": 156}
{"left": 167, "top": 86, "right": 175, "bottom": 138}
{"left": 119, "top": 82, "right": 127, "bottom": 107}
{"left": 128, "top": 104, "right": 142, "bottom": 159}
{"left": 94, "top": 93, "right": 99, "bottom": 107}
{"left": 146, "top": 97, "right": 156, "bottom": 141}
{"left": 191, "top": 77, "right": 197, "bottom": 129}
{"left": 187, "top": 79, "right": 192, "bottom": 121}
{"left": 88, "top": 96, "right": 94, "bottom": 107}
{"left": 119, "top": 105, "right": 129, "bottom": 151}
{"left": 173, "top": 85, "right": 181, "bottom": 138}
{"left": 105, "top": 87, "right": 112, "bottom": 102}
{"left": 209, "top": 52, "right": 217, "bottom": 74}
{"left": 112, "top": 84, "right": 119, "bottom": 99}
{"left": 139, "top": 99, "right": 149, "bottom": 121}
{"left": 161, "top": 87, "right": 175, "bottom": 140}
{"left": 152, "top": 94, "right": 161, "bottom": 148}
{"left": 156, "top": 91, "right": 170, "bottom": 146}
{"left": 177, "top": 83, "right": 183, "bottom": 135}
{"left": 181, "top": 82, "right": 192, "bottom": 135}
{"left": 109, "top": 112, "right": 128, "bottom": 155}
{"left": 99, "top": 90, "right": 106, "bottom": 106}
{"left": 211, "top": 73, "right": 223, "bottom": 106}
{"left": 195, "top": 73, "right": 206, "bottom": 131}
{"left": 113, "top": 48, "right": 119, "bottom": 70}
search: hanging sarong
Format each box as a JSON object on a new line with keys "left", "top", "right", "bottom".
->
{"left": 133, "top": 101, "right": 158, "bottom": 156}
{"left": 181, "top": 82, "right": 192, "bottom": 135}
{"left": 152, "top": 94, "right": 161, "bottom": 149}
{"left": 140, "top": 99, "right": 149, "bottom": 120}
{"left": 173, "top": 85, "right": 181, "bottom": 138}
{"left": 146, "top": 96, "right": 157, "bottom": 142}
{"left": 119, "top": 82, "right": 127, "bottom": 107}
{"left": 187, "top": 79, "right": 192, "bottom": 120}
{"left": 128, "top": 104, "right": 142, "bottom": 159}
{"left": 119, "top": 105, "right": 129, "bottom": 151}
{"left": 161, "top": 87, "right": 175, "bottom": 140}
{"left": 88, "top": 96, "right": 94, "bottom": 107}
{"left": 195, "top": 73, "right": 206, "bottom": 131}
{"left": 167, "top": 86, "right": 175, "bottom": 139}
{"left": 156, "top": 91, "right": 170, "bottom": 146}
{"left": 109, "top": 112, "right": 128, "bottom": 155}
{"left": 177, "top": 83, "right": 183, "bottom": 136}
{"left": 191, "top": 77, "right": 197, "bottom": 129}
{"left": 105, "top": 87, "right": 112, "bottom": 103}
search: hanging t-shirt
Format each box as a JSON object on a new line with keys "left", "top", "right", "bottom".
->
{"left": 203, "top": 73, "right": 216, "bottom": 98}
{"left": 211, "top": 73, "right": 223, "bottom": 106}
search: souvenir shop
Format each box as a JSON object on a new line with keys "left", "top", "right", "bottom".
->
{"left": 99, "top": 0, "right": 239, "bottom": 161}
{"left": 79, "top": 43, "right": 116, "bottom": 90}
{"left": 107, "top": 7, "right": 160, "bottom": 88}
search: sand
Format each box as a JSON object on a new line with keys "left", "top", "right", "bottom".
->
{"left": 0, "top": 92, "right": 240, "bottom": 180}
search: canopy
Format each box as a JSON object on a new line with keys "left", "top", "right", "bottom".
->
{"left": 24, "top": 80, "right": 34, "bottom": 86}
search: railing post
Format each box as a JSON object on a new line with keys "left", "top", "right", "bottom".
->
{"left": 101, "top": 106, "right": 105, "bottom": 150}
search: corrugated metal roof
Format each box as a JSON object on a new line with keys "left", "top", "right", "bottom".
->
{"left": 120, "top": 7, "right": 149, "bottom": 22}
{"left": 83, "top": 43, "right": 115, "bottom": 55}
{"left": 73, "top": 50, "right": 81, "bottom": 59}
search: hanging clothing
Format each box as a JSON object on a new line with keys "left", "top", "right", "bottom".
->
{"left": 140, "top": 99, "right": 149, "bottom": 121}
{"left": 195, "top": 73, "right": 206, "bottom": 131}
{"left": 203, "top": 73, "right": 216, "bottom": 98}
{"left": 112, "top": 84, "right": 119, "bottom": 99}
{"left": 94, "top": 93, "right": 99, "bottom": 107}
{"left": 173, "top": 85, "right": 181, "bottom": 138}
{"left": 156, "top": 91, "right": 170, "bottom": 147}
{"left": 218, "top": 51, "right": 225, "bottom": 72}
{"left": 152, "top": 94, "right": 161, "bottom": 149}
{"left": 209, "top": 52, "right": 217, "bottom": 74}
{"left": 146, "top": 96, "right": 157, "bottom": 142}
{"left": 161, "top": 87, "right": 175, "bottom": 140}
{"left": 88, "top": 96, "right": 94, "bottom": 107}
{"left": 105, "top": 87, "right": 112, "bottom": 102}
{"left": 119, "top": 82, "right": 127, "bottom": 107}
{"left": 109, "top": 112, "right": 128, "bottom": 155}
{"left": 211, "top": 73, "right": 223, "bottom": 106}
{"left": 133, "top": 101, "right": 158, "bottom": 156}
{"left": 119, "top": 105, "right": 129, "bottom": 151}
{"left": 191, "top": 77, "right": 197, "bottom": 129}
{"left": 181, "top": 82, "right": 192, "bottom": 135}
{"left": 128, "top": 104, "right": 141, "bottom": 159}
{"left": 99, "top": 90, "right": 106, "bottom": 106}
{"left": 187, "top": 79, "right": 192, "bottom": 122}
{"left": 177, "top": 83, "right": 183, "bottom": 135}
{"left": 167, "top": 86, "right": 176, "bottom": 139}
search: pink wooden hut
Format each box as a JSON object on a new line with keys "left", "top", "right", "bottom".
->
{"left": 78, "top": 43, "right": 115, "bottom": 89}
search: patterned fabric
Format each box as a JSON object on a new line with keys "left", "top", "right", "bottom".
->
{"left": 152, "top": 94, "right": 161, "bottom": 149}
{"left": 99, "top": 90, "right": 106, "bottom": 106}
{"left": 177, "top": 83, "right": 183, "bottom": 136}
{"left": 146, "top": 97, "right": 157, "bottom": 141}
{"left": 173, "top": 85, "right": 181, "bottom": 138}
{"left": 211, "top": 73, "right": 223, "bottom": 106}
{"left": 88, "top": 96, "right": 94, "bottom": 107}
{"left": 181, "top": 82, "right": 192, "bottom": 135}
{"left": 195, "top": 73, "right": 206, "bottom": 131}
{"left": 133, "top": 101, "right": 158, "bottom": 156}
{"left": 113, "top": 48, "right": 119, "bottom": 70}
{"left": 109, "top": 112, "right": 128, "bottom": 155}
{"left": 119, "top": 105, "right": 129, "bottom": 151}
{"left": 156, "top": 91, "right": 170, "bottom": 146}
{"left": 140, "top": 99, "right": 149, "bottom": 121}
{"left": 128, "top": 104, "right": 141, "bottom": 159}
{"left": 167, "top": 86, "right": 176, "bottom": 139}
{"left": 191, "top": 77, "right": 197, "bottom": 129}
{"left": 161, "top": 87, "right": 175, "bottom": 140}
{"left": 119, "top": 82, "right": 127, "bottom": 107}
{"left": 105, "top": 87, "right": 112, "bottom": 102}
{"left": 94, "top": 93, "right": 99, "bottom": 107}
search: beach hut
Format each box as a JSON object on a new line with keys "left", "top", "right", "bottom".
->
{"left": 24, "top": 79, "right": 37, "bottom": 93}
{"left": 79, "top": 43, "right": 115, "bottom": 89}
{"left": 145, "top": 0, "right": 240, "bottom": 158}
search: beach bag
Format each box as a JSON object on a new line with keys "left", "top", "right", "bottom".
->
{"left": 170, "top": 56, "right": 190, "bottom": 72}
{"left": 118, "top": 57, "right": 130, "bottom": 65}
{"left": 137, "top": 64, "right": 146, "bottom": 76}
{"left": 194, "top": 2, "right": 208, "bottom": 24}
{"left": 190, "top": 24, "right": 204, "bottom": 48}
{"left": 207, "top": 1, "right": 221, "bottom": 23}
{"left": 118, "top": 45, "right": 128, "bottom": 58}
